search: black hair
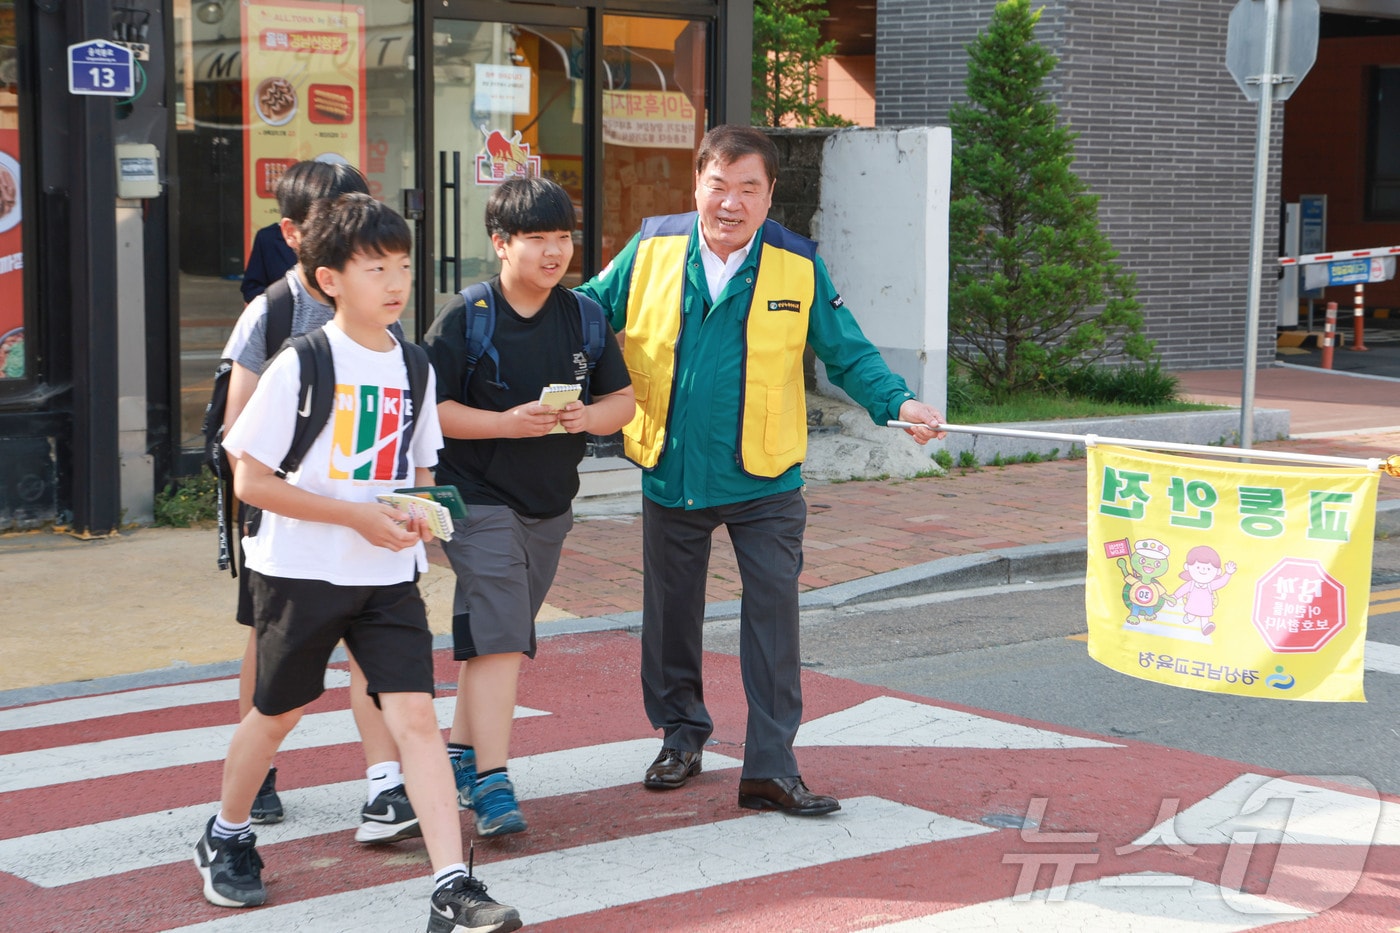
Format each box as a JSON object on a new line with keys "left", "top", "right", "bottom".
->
{"left": 483, "top": 176, "right": 576, "bottom": 241}
{"left": 298, "top": 193, "right": 412, "bottom": 291}
{"left": 274, "top": 160, "right": 370, "bottom": 225}
{"left": 695, "top": 125, "right": 779, "bottom": 186}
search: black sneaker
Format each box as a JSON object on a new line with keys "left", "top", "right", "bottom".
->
{"left": 427, "top": 873, "right": 522, "bottom": 933}
{"left": 250, "top": 767, "right": 284, "bottom": 824}
{"left": 355, "top": 784, "right": 423, "bottom": 844}
{"left": 193, "top": 816, "right": 266, "bottom": 908}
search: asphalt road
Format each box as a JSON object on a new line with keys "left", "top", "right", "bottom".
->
{"left": 703, "top": 536, "right": 1400, "bottom": 796}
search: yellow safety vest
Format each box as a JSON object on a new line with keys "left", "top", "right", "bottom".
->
{"left": 621, "top": 214, "right": 817, "bottom": 478}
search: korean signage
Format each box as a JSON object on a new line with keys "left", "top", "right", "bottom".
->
{"left": 1301, "top": 256, "right": 1397, "bottom": 291}
{"left": 241, "top": 1, "right": 366, "bottom": 250}
{"left": 1085, "top": 445, "right": 1376, "bottom": 702}
{"left": 0, "top": 129, "right": 20, "bottom": 380}
{"left": 67, "top": 39, "right": 135, "bottom": 97}
{"left": 474, "top": 64, "right": 531, "bottom": 115}
{"left": 602, "top": 90, "right": 697, "bottom": 150}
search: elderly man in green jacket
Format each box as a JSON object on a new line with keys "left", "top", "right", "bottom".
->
{"left": 577, "top": 124, "right": 945, "bottom": 816}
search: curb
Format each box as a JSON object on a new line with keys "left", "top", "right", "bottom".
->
{"left": 5, "top": 500, "right": 1397, "bottom": 710}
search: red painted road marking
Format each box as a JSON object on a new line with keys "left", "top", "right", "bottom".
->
{"left": 3, "top": 632, "right": 1398, "bottom": 932}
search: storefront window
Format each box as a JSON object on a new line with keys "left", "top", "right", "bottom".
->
{"left": 1367, "top": 67, "right": 1400, "bottom": 221}
{"left": 0, "top": 2, "right": 24, "bottom": 383}
{"left": 174, "top": 0, "right": 416, "bottom": 446}
{"left": 430, "top": 16, "right": 586, "bottom": 306}
{"left": 599, "top": 15, "right": 708, "bottom": 266}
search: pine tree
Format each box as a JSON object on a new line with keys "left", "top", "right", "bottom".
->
{"left": 948, "top": 0, "right": 1148, "bottom": 398}
{"left": 752, "top": 0, "right": 852, "bottom": 127}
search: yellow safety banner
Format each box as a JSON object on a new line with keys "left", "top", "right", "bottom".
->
{"left": 1086, "top": 445, "right": 1377, "bottom": 702}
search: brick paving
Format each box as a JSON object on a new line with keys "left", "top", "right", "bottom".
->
{"left": 512, "top": 432, "right": 1400, "bottom": 620}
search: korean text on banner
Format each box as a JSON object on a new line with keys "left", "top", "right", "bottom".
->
{"left": 1085, "top": 445, "right": 1377, "bottom": 703}
{"left": 241, "top": 0, "right": 366, "bottom": 252}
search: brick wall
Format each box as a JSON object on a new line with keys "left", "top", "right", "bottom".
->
{"left": 877, "top": 0, "right": 1280, "bottom": 372}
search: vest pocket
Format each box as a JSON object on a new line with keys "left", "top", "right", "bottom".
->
{"left": 622, "top": 371, "right": 651, "bottom": 449}
{"left": 763, "top": 381, "right": 801, "bottom": 456}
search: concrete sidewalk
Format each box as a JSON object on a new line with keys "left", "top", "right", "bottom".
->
{"left": 4, "top": 363, "right": 1399, "bottom": 704}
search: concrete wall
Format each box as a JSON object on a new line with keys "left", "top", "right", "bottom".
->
{"left": 814, "top": 127, "right": 949, "bottom": 412}
{"left": 877, "top": 0, "right": 1280, "bottom": 373}
{"left": 765, "top": 126, "right": 950, "bottom": 412}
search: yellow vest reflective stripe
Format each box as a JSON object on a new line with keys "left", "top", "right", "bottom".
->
{"left": 621, "top": 215, "right": 817, "bottom": 478}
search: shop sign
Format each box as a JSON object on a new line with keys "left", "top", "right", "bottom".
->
{"left": 602, "top": 90, "right": 697, "bottom": 150}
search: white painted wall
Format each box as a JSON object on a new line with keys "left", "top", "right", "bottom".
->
{"left": 811, "top": 126, "right": 950, "bottom": 417}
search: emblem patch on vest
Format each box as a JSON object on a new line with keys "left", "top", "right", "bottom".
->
{"left": 767, "top": 299, "right": 801, "bottom": 313}
{"left": 831, "top": 295, "right": 844, "bottom": 309}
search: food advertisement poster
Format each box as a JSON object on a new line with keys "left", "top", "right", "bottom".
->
{"left": 241, "top": 1, "right": 365, "bottom": 252}
{"left": 0, "top": 128, "right": 22, "bottom": 380}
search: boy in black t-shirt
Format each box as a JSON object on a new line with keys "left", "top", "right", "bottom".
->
{"left": 422, "top": 177, "right": 634, "bottom": 836}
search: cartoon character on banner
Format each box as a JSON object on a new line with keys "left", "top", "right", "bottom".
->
{"left": 1171, "top": 544, "right": 1236, "bottom": 637}
{"left": 1116, "top": 537, "right": 1175, "bottom": 625}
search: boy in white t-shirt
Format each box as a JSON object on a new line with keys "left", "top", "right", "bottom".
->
{"left": 222, "top": 160, "right": 415, "bottom": 838}
{"left": 201, "top": 193, "right": 520, "bottom": 933}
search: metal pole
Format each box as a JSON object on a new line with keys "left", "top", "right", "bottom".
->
{"left": 912, "top": 422, "right": 1386, "bottom": 472}
{"left": 1241, "top": 0, "right": 1281, "bottom": 449}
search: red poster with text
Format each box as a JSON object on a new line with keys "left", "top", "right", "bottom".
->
{"left": 0, "top": 127, "right": 22, "bottom": 380}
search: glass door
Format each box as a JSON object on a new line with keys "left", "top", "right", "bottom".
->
{"left": 428, "top": 7, "right": 587, "bottom": 320}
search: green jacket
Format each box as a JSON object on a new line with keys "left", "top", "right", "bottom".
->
{"left": 577, "top": 214, "right": 915, "bottom": 510}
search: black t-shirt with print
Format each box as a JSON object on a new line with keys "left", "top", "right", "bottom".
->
{"left": 422, "top": 278, "right": 630, "bottom": 518}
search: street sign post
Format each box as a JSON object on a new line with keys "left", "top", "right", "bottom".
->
{"left": 67, "top": 39, "right": 135, "bottom": 98}
{"left": 1227, "top": 0, "right": 1320, "bottom": 102}
{"left": 1225, "top": 0, "right": 1319, "bottom": 449}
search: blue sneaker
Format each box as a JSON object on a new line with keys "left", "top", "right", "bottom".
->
{"left": 450, "top": 749, "right": 477, "bottom": 810}
{"left": 470, "top": 772, "right": 526, "bottom": 837}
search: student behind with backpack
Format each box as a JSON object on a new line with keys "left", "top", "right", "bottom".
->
{"left": 202, "top": 193, "right": 521, "bottom": 932}
{"left": 217, "top": 160, "right": 417, "bottom": 843}
{"left": 422, "top": 177, "right": 634, "bottom": 836}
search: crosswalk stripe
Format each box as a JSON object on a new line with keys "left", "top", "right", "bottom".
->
{"left": 163, "top": 797, "right": 991, "bottom": 932}
{"left": 0, "top": 699, "right": 548, "bottom": 794}
{"left": 854, "top": 873, "right": 1310, "bottom": 931}
{"left": 0, "top": 739, "right": 743, "bottom": 888}
{"left": 0, "top": 672, "right": 352, "bottom": 733}
{"left": 1365, "top": 641, "right": 1400, "bottom": 674}
{"left": 1134, "top": 772, "right": 1400, "bottom": 847}
{"left": 796, "top": 696, "right": 1122, "bottom": 749}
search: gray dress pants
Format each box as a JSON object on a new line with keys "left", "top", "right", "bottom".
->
{"left": 640, "top": 488, "right": 807, "bottom": 779}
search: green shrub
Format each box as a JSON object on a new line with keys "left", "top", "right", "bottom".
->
{"left": 933, "top": 448, "right": 953, "bottom": 470}
{"left": 1062, "top": 363, "right": 1179, "bottom": 407}
{"left": 153, "top": 469, "right": 219, "bottom": 527}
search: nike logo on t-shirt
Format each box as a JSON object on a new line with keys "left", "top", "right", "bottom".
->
{"left": 329, "top": 417, "right": 415, "bottom": 478}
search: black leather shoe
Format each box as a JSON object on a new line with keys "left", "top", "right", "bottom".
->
{"left": 737, "top": 776, "right": 841, "bottom": 816}
{"left": 643, "top": 748, "right": 703, "bottom": 789}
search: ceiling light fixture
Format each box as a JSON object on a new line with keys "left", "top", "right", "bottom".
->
{"left": 195, "top": 0, "right": 226, "bottom": 25}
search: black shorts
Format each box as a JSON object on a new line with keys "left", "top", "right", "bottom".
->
{"left": 248, "top": 571, "right": 434, "bottom": 716}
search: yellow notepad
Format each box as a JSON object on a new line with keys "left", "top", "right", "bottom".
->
{"left": 539, "top": 383, "right": 581, "bottom": 434}
{"left": 376, "top": 492, "right": 454, "bottom": 541}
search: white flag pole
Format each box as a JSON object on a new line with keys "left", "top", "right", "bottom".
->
{"left": 888, "top": 421, "right": 1398, "bottom": 473}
